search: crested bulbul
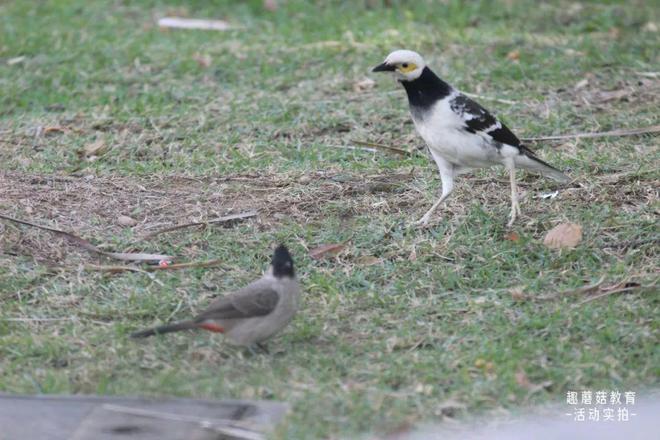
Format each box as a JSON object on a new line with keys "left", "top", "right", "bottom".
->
{"left": 131, "top": 245, "right": 300, "bottom": 350}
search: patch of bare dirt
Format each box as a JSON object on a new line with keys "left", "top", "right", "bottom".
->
{"left": 0, "top": 170, "right": 413, "bottom": 262}
{"left": 0, "top": 167, "right": 655, "bottom": 264}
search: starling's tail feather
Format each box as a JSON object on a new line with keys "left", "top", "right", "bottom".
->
{"left": 516, "top": 148, "right": 570, "bottom": 183}
{"left": 130, "top": 321, "right": 197, "bottom": 338}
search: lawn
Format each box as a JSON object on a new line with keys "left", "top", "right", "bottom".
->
{"left": 0, "top": 0, "right": 658, "bottom": 438}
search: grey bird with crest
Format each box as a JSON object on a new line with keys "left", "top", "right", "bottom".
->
{"left": 131, "top": 244, "right": 300, "bottom": 353}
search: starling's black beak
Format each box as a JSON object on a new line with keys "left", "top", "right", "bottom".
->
{"left": 372, "top": 62, "right": 395, "bottom": 72}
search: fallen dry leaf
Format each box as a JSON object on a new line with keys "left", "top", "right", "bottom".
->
{"left": 506, "top": 49, "right": 520, "bottom": 61}
{"left": 78, "top": 139, "right": 109, "bottom": 159}
{"left": 353, "top": 77, "right": 375, "bottom": 92}
{"left": 117, "top": 215, "right": 138, "bottom": 227}
{"left": 474, "top": 358, "right": 494, "bottom": 372}
{"left": 43, "top": 126, "right": 67, "bottom": 135}
{"left": 510, "top": 286, "right": 526, "bottom": 301}
{"left": 356, "top": 255, "right": 382, "bottom": 266}
{"left": 544, "top": 222, "right": 582, "bottom": 249}
{"left": 309, "top": 243, "right": 345, "bottom": 260}
{"left": 192, "top": 53, "right": 212, "bottom": 68}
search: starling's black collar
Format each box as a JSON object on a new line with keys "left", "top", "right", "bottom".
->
{"left": 401, "top": 67, "right": 453, "bottom": 115}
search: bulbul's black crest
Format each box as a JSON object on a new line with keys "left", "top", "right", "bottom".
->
{"left": 271, "top": 244, "right": 295, "bottom": 278}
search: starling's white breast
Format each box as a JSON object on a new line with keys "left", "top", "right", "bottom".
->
{"left": 412, "top": 92, "right": 519, "bottom": 168}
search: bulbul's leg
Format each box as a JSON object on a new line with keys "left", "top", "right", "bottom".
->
{"left": 414, "top": 153, "right": 455, "bottom": 226}
{"left": 506, "top": 161, "right": 521, "bottom": 227}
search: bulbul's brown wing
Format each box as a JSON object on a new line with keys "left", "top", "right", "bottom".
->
{"left": 193, "top": 282, "right": 280, "bottom": 322}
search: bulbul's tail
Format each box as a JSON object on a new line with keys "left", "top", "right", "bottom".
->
{"left": 130, "top": 321, "right": 197, "bottom": 338}
{"left": 517, "top": 147, "right": 570, "bottom": 183}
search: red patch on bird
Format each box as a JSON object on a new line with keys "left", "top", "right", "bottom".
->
{"left": 199, "top": 322, "right": 225, "bottom": 333}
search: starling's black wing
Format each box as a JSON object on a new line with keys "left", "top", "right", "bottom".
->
{"left": 449, "top": 93, "right": 569, "bottom": 181}
{"left": 450, "top": 93, "right": 533, "bottom": 152}
{"left": 194, "top": 281, "right": 280, "bottom": 321}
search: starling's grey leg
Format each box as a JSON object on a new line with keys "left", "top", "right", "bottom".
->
{"left": 415, "top": 152, "right": 455, "bottom": 226}
{"left": 506, "top": 161, "right": 521, "bottom": 227}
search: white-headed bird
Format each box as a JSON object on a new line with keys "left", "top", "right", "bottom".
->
{"left": 372, "top": 50, "right": 569, "bottom": 226}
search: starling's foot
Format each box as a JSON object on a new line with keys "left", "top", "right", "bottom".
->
{"left": 413, "top": 213, "right": 433, "bottom": 227}
{"left": 507, "top": 199, "right": 521, "bottom": 227}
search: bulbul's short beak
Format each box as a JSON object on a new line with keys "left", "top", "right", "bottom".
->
{"left": 372, "top": 62, "right": 395, "bottom": 72}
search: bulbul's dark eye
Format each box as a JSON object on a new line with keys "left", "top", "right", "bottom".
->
{"left": 401, "top": 63, "right": 409, "bottom": 68}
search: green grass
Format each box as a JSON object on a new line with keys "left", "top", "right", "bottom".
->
{"left": 1, "top": 0, "right": 658, "bottom": 438}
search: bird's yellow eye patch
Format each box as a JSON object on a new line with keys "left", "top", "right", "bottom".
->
{"left": 398, "top": 63, "right": 417, "bottom": 73}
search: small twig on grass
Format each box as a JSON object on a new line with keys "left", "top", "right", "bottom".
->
{"left": 538, "top": 277, "right": 652, "bottom": 304}
{"left": 537, "top": 276, "right": 608, "bottom": 302}
{"left": 155, "top": 259, "right": 223, "bottom": 271}
{"left": 634, "top": 71, "right": 659, "bottom": 78}
{"left": 2, "top": 317, "right": 74, "bottom": 322}
{"left": 283, "top": 39, "right": 372, "bottom": 52}
{"left": 2, "top": 316, "right": 111, "bottom": 326}
{"left": 594, "top": 168, "right": 656, "bottom": 185}
{"left": 558, "top": 276, "right": 606, "bottom": 298}
{"left": 406, "top": 336, "right": 430, "bottom": 353}
{"left": 605, "top": 236, "right": 660, "bottom": 249}
{"left": 463, "top": 92, "right": 517, "bottom": 105}
{"left": 350, "top": 139, "right": 413, "bottom": 156}
{"left": 322, "top": 144, "right": 379, "bottom": 154}
{"left": 83, "top": 264, "right": 148, "bottom": 274}
{"left": 143, "top": 211, "right": 257, "bottom": 239}
{"left": 0, "top": 213, "right": 172, "bottom": 263}
{"left": 157, "top": 17, "right": 238, "bottom": 31}
{"left": 84, "top": 259, "right": 225, "bottom": 273}
{"left": 576, "top": 285, "right": 643, "bottom": 306}
{"left": 522, "top": 125, "right": 660, "bottom": 142}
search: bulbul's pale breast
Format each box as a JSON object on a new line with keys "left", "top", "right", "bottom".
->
{"left": 224, "top": 278, "right": 300, "bottom": 346}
